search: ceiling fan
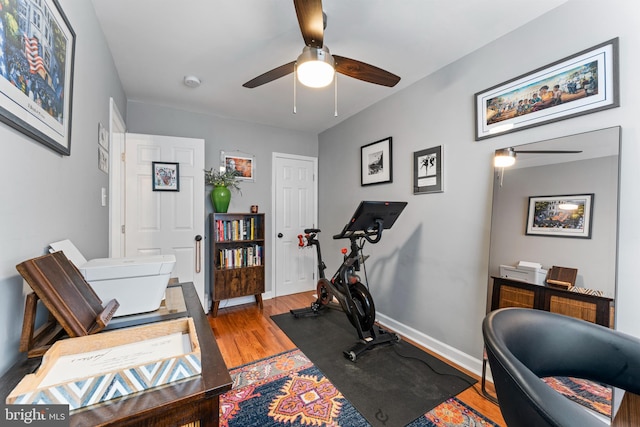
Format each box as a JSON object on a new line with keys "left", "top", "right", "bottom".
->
{"left": 242, "top": 0, "right": 401, "bottom": 89}
{"left": 494, "top": 147, "right": 582, "bottom": 167}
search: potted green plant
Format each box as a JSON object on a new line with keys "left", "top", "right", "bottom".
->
{"left": 205, "top": 168, "right": 241, "bottom": 213}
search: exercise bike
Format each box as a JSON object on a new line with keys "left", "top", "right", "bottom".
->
{"left": 290, "top": 201, "right": 407, "bottom": 361}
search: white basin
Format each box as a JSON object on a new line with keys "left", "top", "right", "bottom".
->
{"left": 49, "top": 240, "right": 175, "bottom": 317}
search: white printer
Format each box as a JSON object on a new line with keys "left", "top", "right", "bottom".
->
{"left": 49, "top": 240, "right": 175, "bottom": 317}
{"left": 499, "top": 261, "right": 547, "bottom": 285}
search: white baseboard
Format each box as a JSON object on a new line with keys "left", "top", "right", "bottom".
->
{"left": 376, "top": 311, "right": 487, "bottom": 379}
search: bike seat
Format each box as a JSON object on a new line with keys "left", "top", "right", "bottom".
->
{"left": 304, "top": 228, "right": 321, "bottom": 234}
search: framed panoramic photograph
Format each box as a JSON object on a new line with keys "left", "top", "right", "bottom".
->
{"left": 152, "top": 162, "right": 180, "bottom": 191}
{"left": 361, "top": 137, "right": 392, "bottom": 186}
{"left": 526, "top": 194, "right": 594, "bottom": 238}
{"left": 0, "top": 0, "right": 76, "bottom": 155}
{"left": 222, "top": 151, "right": 255, "bottom": 181}
{"left": 413, "top": 145, "right": 443, "bottom": 194}
{"left": 475, "top": 38, "right": 619, "bottom": 140}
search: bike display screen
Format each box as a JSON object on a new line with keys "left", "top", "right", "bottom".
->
{"left": 345, "top": 201, "right": 407, "bottom": 232}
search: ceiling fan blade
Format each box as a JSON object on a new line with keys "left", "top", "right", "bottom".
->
{"left": 334, "top": 55, "right": 400, "bottom": 87}
{"left": 515, "top": 150, "right": 583, "bottom": 154}
{"left": 294, "top": 0, "right": 324, "bottom": 48}
{"left": 242, "top": 61, "right": 296, "bottom": 88}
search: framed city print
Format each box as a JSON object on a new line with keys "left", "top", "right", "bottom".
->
{"left": 475, "top": 38, "right": 618, "bottom": 140}
{"left": 0, "top": 0, "right": 76, "bottom": 155}
{"left": 526, "top": 194, "right": 594, "bottom": 238}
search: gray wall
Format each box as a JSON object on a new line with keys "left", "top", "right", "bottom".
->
{"left": 125, "top": 101, "right": 318, "bottom": 296}
{"left": 0, "top": 1, "right": 126, "bottom": 373}
{"left": 318, "top": 0, "right": 640, "bottom": 368}
{"left": 489, "top": 156, "right": 619, "bottom": 298}
{"left": 2, "top": 0, "right": 639, "bottom": 380}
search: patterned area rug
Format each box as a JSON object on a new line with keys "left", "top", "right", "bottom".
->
{"left": 271, "top": 310, "right": 477, "bottom": 427}
{"left": 542, "top": 376, "right": 612, "bottom": 417}
{"left": 220, "top": 349, "right": 499, "bottom": 427}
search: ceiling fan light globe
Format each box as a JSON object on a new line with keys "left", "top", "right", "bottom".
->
{"left": 296, "top": 46, "right": 335, "bottom": 88}
{"left": 494, "top": 156, "right": 516, "bottom": 168}
{"left": 297, "top": 61, "right": 335, "bottom": 87}
{"left": 494, "top": 148, "right": 516, "bottom": 167}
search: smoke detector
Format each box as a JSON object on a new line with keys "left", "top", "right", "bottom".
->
{"left": 183, "top": 75, "right": 201, "bottom": 88}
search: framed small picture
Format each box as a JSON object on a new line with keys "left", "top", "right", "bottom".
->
{"left": 361, "top": 137, "right": 392, "bottom": 186}
{"left": 526, "top": 194, "right": 594, "bottom": 238}
{"left": 222, "top": 151, "right": 255, "bottom": 181}
{"left": 98, "top": 122, "right": 109, "bottom": 150}
{"left": 414, "top": 145, "right": 443, "bottom": 194}
{"left": 98, "top": 146, "right": 108, "bottom": 174}
{"left": 152, "top": 161, "right": 179, "bottom": 191}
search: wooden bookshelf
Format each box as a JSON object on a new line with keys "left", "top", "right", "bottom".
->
{"left": 209, "top": 213, "right": 265, "bottom": 317}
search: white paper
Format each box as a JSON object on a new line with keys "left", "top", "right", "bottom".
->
{"left": 418, "top": 177, "right": 436, "bottom": 187}
{"left": 40, "top": 332, "right": 190, "bottom": 387}
{"left": 518, "top": 260, "right": 543, "bottom": 270}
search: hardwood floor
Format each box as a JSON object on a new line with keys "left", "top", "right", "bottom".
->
{"left": 208, "top": 291, "right": 506, "bottom": 426}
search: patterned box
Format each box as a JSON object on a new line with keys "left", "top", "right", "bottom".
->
{"left": 6, "top": 318, "right": 201, "bottom": 411}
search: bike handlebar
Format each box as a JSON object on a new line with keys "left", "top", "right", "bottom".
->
{"left": 333, "top": 219, "right": 384, "bottom": 244}
{"left": 364, "top": 220, "right": 384, "bottom": 244}
{"left": 299, "top": 230, "right": 320, "bottom": 248}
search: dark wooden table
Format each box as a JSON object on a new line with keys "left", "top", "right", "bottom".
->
{"left": 0, "top": 282, "right": 232, "bottom": 427}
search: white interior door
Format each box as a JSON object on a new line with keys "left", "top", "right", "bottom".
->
{"left": 124, "top": 133, "right": 207, "bottom": 311}
{"left": 273, "top": 153, "right": 318, "bottom": 297}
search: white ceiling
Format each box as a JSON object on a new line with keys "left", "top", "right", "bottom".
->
{"left": 91, "top": 0, "right": 568, "bottom": 134}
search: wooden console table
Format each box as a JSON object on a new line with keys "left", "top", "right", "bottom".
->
{"left": 0, "top": 282, "right": 232, "bottom": 427}
{"left": 491, "top": 276, "right": 614, "bottom": 327}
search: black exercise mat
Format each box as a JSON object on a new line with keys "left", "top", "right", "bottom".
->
{"left": 272, "top": 308, "right": 476, "bottom": 427}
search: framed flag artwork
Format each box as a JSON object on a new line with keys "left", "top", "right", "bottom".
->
{"left": 0, "top": 0, "right": 76, "bottom": 155}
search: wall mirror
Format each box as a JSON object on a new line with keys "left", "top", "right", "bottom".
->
{"left": 487, "top": 126, "right": 621, "bottom": 333}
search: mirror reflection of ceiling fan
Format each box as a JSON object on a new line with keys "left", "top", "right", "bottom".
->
{"left": 494, "top": 147, "right": 583, "bottom": 168}
{"left": 242, "top": 0, "right": 401, "bottom": 89}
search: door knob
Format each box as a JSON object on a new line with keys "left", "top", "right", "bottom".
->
{"left": 277, "top": 233, "right": 283, "bottom": 238}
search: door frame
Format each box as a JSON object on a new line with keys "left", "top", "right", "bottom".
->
{"left": 108, "top": 97, "right": 126, "bottom": 257}
{"left": 271, "top": 152, "right": 319, "bottom": 298}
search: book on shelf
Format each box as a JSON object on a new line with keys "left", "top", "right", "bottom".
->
{"left": 215, "top": 216, "right": 260, "bottom": 242}
{"left": 217, "top": 245, "right": 263, "bottom": 269}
